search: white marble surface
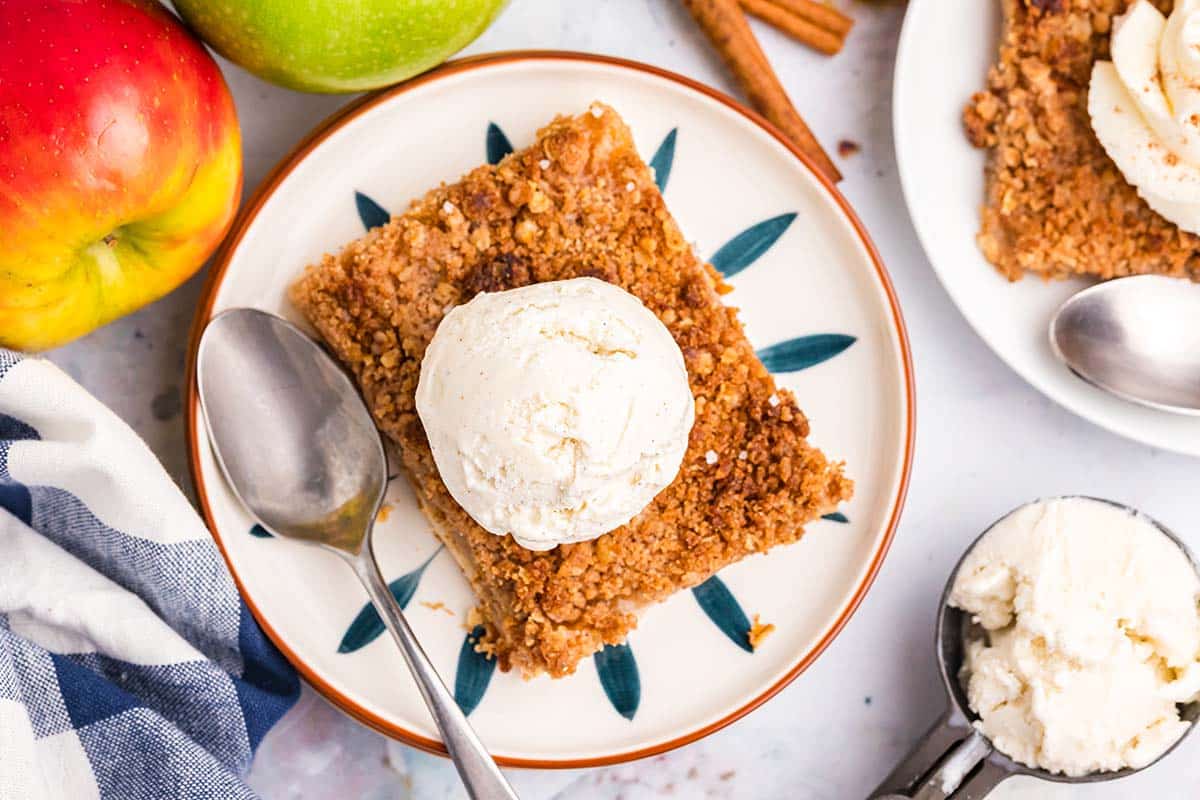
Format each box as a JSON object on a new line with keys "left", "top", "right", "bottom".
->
{"left": 47, "top": 1, "right": 1200, "bottom": 797}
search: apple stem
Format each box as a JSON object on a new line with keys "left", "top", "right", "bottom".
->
{"left": 103, "top": 232, "right": 118, "bottom": 247}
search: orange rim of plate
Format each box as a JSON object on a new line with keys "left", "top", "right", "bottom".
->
{"left": 185, "top": 50, "right": 916, "bottom": 769}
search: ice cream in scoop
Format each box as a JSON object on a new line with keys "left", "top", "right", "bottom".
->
{"left": 950, "top": 498, "right": 1200, "bottom": 776}
{"left": 414, "top": 277, "right": 695, "bottom": 551}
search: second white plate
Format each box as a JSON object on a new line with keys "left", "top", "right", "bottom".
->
{"left": 894, "top": 0, "right": 1200, "bottom": 457}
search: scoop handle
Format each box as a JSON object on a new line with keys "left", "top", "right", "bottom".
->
{"left": 348, "top": 540, "right": 519, "bottom": 800}
{"left": 867, "top": 708, "right": 1010, "bottom": 799}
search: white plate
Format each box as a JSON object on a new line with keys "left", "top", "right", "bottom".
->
{"left": 186, "top": 53, "right": 913, "bottom": 766}
{"left": 895, "top": 0, "right": 1200, "bottom": 457}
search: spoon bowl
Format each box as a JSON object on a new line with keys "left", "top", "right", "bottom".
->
{"left": 1050, "top": 275, "right": 1200, "bottom": 415}
{"left": 871, "top": 497, "right": 1200, "bottom": 799}
{"left": 197, "top": 308, "right": 386, "bottom": 551}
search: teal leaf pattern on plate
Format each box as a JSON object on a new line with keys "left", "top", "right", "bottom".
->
{"left": 822, "top": 512, "right": 849, "bottom": 523}
{"left": 594, "top": 643, "right": 640, "bottom": 720}
{"left": 354, "top": 190, "right": 390, "bottom": 231}
{"left": 692, "top": 576, "right": 752, "bottom": 653}
{"left": 249, "top": 524, "right": 273, "bottom": 538}
{"left": 649, "top": 128, "right": 677, "bottom": 192}
{"left": 757, "top": 334, "right": 856, "bottom": 373}
{"left": 710, "top": 213, "right": 797, "bottom": 278}
{"left": 337, "top": 548, "right": 442, "bottom": 654}
{"left": 486, "top": 122, "right": 514, "bottom": 165}
{"left": 454, "top": 625, "right": 496, "bottom": 716}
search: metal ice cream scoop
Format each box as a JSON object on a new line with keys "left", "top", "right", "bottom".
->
{"left": 868, "top": 497, "right": 1200, "bottom": 799}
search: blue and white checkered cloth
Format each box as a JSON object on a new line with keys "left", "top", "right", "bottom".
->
{"left": 0, "top": 350, "right": 299, "bottom": 799}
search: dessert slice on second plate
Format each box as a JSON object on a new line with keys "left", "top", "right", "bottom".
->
{"left": 964, "top": 0, "right": 1200, "bottom": 282}
{"left": 291, "top": 104, "right": 851, "bottom": 678}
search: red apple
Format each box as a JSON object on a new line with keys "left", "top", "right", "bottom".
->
{"left": 0, "top": 0, "right": 242, "bottom": 351}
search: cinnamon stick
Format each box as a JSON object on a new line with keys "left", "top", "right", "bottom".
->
{"left": 758, "top": 0, "right": 854, "bottom": 37}
{"left": 739, "top": 0, "right": 845, "bottom": 55}
{"left": 681, "top": 0, "right": 842, "bottom": 182}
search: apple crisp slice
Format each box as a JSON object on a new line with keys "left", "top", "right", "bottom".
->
{"left": 964, "top": 0, "right": 1200, "bottom": 281}
{"left": 291, "top": 104, "right": 851, "bottom": 678}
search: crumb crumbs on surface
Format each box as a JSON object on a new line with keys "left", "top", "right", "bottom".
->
{"left": 768, "top": 394, "right": 780, "bottom": 407}
{"left": 864, "top": 696, "right": 873, "bottom": 706}
{"left": 376, "top": 504, "right": 393, "bottom": 523}
{"left": 704, "top": 449, "right": 718, "bottom": 465}
{"left": 421, "top": 601, "right": 454, "bottom": 616}
{"left": 719, "top": 770, "right": 736, "bottom": 781}
{"left": 837, "top": 139, "right": 861, "bottom": 158}
{"left": 465, "top": 606, "right": 484, "bottom": 631}
{"left": 686, "top": 768, "right": 699, "bottom": 780}
{"left": 749, "top": 614, "right": 776, "bottom": 649}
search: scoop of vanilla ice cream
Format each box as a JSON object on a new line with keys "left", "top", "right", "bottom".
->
{"left": 1089, "top": 0, "right": 1200, "bottom": 233}
{"left": 415, "top": 277, "right": 695, "bottom": 551}
{"left": 949, "top": 498, "right": 1200, "bottom": 776}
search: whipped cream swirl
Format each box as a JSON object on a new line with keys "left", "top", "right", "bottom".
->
{"left": 1089, "top": 0, "right": 1200, "bottom": 233}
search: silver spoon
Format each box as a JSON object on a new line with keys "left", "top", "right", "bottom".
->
{"left": 869, "top": 496, "right": 1200, "bottom": 799}
{"left": 1050, "top": 274, "right": 1200, "bottom": 414}
{"left": 196, "top": 308, "right": 518, "bottom": 800}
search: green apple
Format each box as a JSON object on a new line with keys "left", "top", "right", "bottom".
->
{"left": 171, "top": 0, "right": 509, "bottom": 93}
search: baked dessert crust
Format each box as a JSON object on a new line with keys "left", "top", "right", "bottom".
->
{"left": 291, "top": 104, "right": 852, "bottom": 678}
{"left": 964, "top": 0, "right": 1200, "bottom": 282}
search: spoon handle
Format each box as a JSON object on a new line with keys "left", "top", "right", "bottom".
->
{"left": 349, "top": 546, "right": 519, "bottom": 800}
